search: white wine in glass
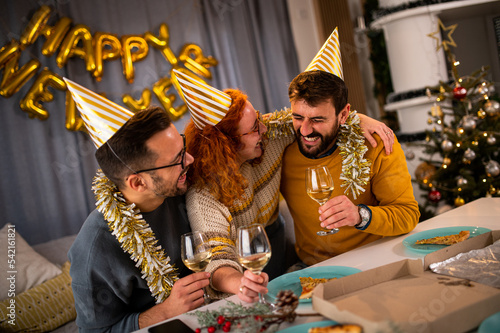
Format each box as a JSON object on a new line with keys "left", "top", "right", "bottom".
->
{"left": 181, "top": 231, "right": 212, "bottom": 303}
{"left": 237, "top": 224, "right": 272, "bottom": 305}
{"left": 306, "top": 165, "right": 338, "bottom": 236}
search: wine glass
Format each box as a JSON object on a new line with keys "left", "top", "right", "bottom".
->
{"left": 306, "top": 165, "right": 338, "bottom": 236}
{"left": 236, "top": 224, "right": 272, "bottom": 305}
{"left": 181, "top": 231, "right": 212, "bottom": 303}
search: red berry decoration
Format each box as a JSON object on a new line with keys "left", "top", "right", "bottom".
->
{"left": 207, "top": 326, "right": 216, "bottom": 333}
{"left": 222, "top": 326, "right": 231, "bottom": 332}
{"left": 428, "top": 189, "right": 442, "bottom": 203}
{"left": 217, "top": 315, "right": 225, "bottom": 325}
{"left": 195, "top": 329, "right": 201, "bottom": 333}
{"left": 224, "top": 321, "right": 232, "bottom": 329}
{"left": 453, "top": 85, "right": 467, "bottom": 100}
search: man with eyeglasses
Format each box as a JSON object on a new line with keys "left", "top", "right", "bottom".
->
{"left": 68, "top": 106, "right": 210, "bottom": 332}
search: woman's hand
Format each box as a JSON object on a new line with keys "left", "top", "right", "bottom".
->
{"left": 358, "top": 113, "right": 394, "bottom": 155}
{"left": 237, "top": 270, "right": 269, "bottom": 303}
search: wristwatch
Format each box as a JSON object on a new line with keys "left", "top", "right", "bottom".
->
{"left": 356, "top": 204, "right": 371, "bottom": 229}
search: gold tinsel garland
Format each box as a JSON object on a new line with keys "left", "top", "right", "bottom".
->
{"left": 263, "top": 107, "right": 295, "bottom": 140}
{"left": 93, "top": 170, "right": 178, "bottom": 303}
{"left": 264, "top": 108, "right": 370, "bottom": 199}
{"left": 338, "top": 111, "right": 371, "bottom": 199}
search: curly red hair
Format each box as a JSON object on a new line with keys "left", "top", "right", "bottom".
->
{"left": 185, "top": 89, "right": 250, "bottom": 207}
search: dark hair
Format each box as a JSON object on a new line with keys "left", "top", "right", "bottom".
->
{"left": 288, "top": 70, "right": 348, "bottom": 115}
{"left": 95, "top": 106, "right": 172, "bottom": 188}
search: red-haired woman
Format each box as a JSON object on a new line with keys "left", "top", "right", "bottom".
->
{"left": 184, "top": 88, "right": 392, "bottom": 302}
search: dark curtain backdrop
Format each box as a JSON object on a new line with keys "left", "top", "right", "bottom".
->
{"left": 0, "top": 0, "right": 299, "bottom": 245}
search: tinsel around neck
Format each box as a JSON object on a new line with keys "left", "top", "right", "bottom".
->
{"left": 93, "top": 170, "right": 178, "bottom": 303}
{"left": 264, "top": 108, "right": 370, "bottom": 199}
{"left": 338, "top": 111, "right": 371, "bottom": 199}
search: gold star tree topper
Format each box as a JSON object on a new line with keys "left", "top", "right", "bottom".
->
{"left": 427, "top": 18, "right": 458, "bottom": 51}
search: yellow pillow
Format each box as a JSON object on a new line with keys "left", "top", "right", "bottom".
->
{"left": 0, "top": 261, "right": 76, "bottom": 332}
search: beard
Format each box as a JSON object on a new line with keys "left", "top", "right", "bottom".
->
{"left": 150, "top": 167, "right": 189, "bottom": 198}
{"left": 296, "top": 125, "right": 340, "bottom": 158}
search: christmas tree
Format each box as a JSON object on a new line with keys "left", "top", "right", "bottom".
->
{"left": 415, "top": 43, "right": 500, "bottom": 217}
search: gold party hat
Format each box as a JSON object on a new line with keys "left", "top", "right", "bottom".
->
{"left": 64, "top": 78, "right": 134, "bottom": 148}
{"left": 305, "top": 27, "right": 343, "bottom": 79}
{"left": 173, "top": 69, "right": 232, "bottom": 130}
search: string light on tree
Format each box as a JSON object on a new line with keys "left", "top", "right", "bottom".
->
{"left": 416, "top": 19, "right": 500, "bottom": 217}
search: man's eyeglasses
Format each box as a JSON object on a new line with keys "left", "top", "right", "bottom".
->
{"left": 107, "top": 134, "right": 186, "bottom": 175}
{"left": 231, "top": 111, "right": 263, "bottom": 138}
{"left": 134, "top": 134, "right": 187, "bottom": 173}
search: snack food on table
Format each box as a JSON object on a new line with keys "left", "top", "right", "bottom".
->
{"left": 299, "top": 276, "right": 336, "bottom": 299}
{"left": 308, "top": 323, "right": 363, "bottom": 333}
{"left": 414, "top": 230, "right": 470, "bottom": 245}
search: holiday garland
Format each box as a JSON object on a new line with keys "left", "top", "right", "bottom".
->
{"left": 93, "top": 170, "right": 178, "bottom": 303}
{"left": 264, "top": 108, "right": 370, "bottom": 200}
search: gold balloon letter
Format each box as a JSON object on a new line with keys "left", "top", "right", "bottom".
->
{"left": 56, "top": 24, "right": 96, "bottom": 72}
{"left": 178, "top": 43, "right": 218, "bottom": 79}
{"left": 65, "top": 89, "right": 85, "bottom": 131}
{"left": 0, "top": 41, "right": 41, "bottom": 98}
{"left": 123, "top": 88, "right": 152, "bottom": 112}
{"left": 153, "top": 75, "right": 186, "bottom": 121}
{"left": 41, "top": 17, "right": 73, "bottom": 57}
{"left": 94, "top": 32, "right": 122, "bottom": 81}
{"left": 20, "top": 68, "right": 66, "bottom": 120}
{"left": 144, "top": 23, "right": 178, "bottom": 67}
{"left": 121, "top": 35, "right": 149, "bottom": 83}
{"left": 20, "top": 5, "right": 52, "bottom": 48}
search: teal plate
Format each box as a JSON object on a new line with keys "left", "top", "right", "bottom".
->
{"left": 479, "top": 311, "right": 500, "bottom": 333}
{"left": 402, "top": 226, "right": 491, "bottom": 254}
{"left": 267, "top": 266, "right": 361, "bottom": 303}
{"left": 278, "top": 320, "right": 338, "bottom": 332}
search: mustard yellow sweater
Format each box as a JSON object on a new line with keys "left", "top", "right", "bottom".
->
{"left": 281, "top": 134, "right": 420, "bottom": 265}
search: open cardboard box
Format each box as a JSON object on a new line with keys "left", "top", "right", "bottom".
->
{"left": 312, "top": 230, "right": 500, "bottom": 333}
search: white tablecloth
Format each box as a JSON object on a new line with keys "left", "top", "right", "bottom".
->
{"left": 135, "top": 197, "right": 500, "bottom": 332}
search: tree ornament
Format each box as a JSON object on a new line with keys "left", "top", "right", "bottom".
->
{"left": 428, "top": 189, "right": 442, "bottom": 203}
{"left": 477, "top": 83, "right": 490, "bottom": 96}
{"left": 462, "top": 116, "right": 476, "bottom": 132}
{"left": 441, "top": 139, "right": 454, "bottom": 153}
{"left": 405, "top": 150, "right": 415, "bottom": 160}
{"left": 456, "top": 176, "right": 468, "bottom": 187}
{"left": 454, "top": 196, "right": 465, "bottom": 207}
{"left": 415, "top": 162, "right": 436, "bottom": 184}
{"left": 484, "top": 100, "right": 500, "bottom": 116}
{"left": 487, "top": 135, "right": 497, "bottom": 145}
{"left": 463, "top": 148, "right": 476, "bottom": 161}
{"left": 485, "top": 160, "right": 500, "bottom": 177}
{"left": 442, "top": 157, "right": 451, "bottom": 168}
{"left": 453, "top": 85, "right": 467, "bottom": 100}
{"left": 477, "top": 108, "right": 487, "bottom": 119}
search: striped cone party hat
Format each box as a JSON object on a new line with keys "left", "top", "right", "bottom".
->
{"left": 173, "top": 69, "right": 232, "bottom": 130}
{"left": 64, "top": 78, "right": 134, "bottom": 148}
{"left": 305, "top": 27, "right": 343, "bottom": 79}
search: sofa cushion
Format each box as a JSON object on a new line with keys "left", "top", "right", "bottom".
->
{"left": 0, "top": 224, "right": 61, "bottom": 301}
{"left": 0, "top": 261, "right": 76, "bottom": 332}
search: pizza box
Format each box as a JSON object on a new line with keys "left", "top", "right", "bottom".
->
{"left": 312, "top": 230, "right": 500, "bottom": 333}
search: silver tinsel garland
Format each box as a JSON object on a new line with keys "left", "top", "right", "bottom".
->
{"left": 264, "top": 109, "right": 370, "bottom": 199}
{"left": 93, "top": 171, "right": 178, "bottom": 303}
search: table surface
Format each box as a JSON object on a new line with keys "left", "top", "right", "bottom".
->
{"left": 135, "top": 197, "right": 500, "bottom": 332}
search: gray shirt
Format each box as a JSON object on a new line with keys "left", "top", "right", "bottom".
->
{"left": 68, "top": 195, "right": 190, "bottom": 332}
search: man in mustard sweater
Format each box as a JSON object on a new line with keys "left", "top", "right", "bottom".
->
{"left": 280, "top": 29, "right": 419, "bottom": 266}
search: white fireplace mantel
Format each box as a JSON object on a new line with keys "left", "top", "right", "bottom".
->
{"left": 371, "top": 0, "right": 500, "bottom": 134}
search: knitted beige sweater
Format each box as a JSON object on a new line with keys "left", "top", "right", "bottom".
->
{"left": 186, "top": 110, "right": 294, "bottom": 298}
